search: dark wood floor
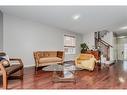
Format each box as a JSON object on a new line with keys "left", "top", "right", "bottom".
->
{"left": 1, "top": 61, "right": 127, "bottom": 89}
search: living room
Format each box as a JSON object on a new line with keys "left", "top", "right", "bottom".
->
{"left": 1, "top": 2, "right": 127, "bottom": 94}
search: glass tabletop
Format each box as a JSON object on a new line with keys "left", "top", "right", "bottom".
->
{"left": 42, "top": 62, "right": 82, "bottom": 83}
{"left": 42, "top": 63, "right": 81, "bottom": 71}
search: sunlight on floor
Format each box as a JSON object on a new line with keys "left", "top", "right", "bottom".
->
{"left": 123, "top": 61, "right": 127, "bottom": 71}
{"left": 119, "top": 77, "right": 125, "bottom": 83}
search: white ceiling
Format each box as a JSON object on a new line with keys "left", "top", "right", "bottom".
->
{"left": 0, "top": 6, "right": 127, "bottom": 35}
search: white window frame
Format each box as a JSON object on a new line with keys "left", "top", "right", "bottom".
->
{"left": 64, "top": 35, "right": 76, "bottom": 54}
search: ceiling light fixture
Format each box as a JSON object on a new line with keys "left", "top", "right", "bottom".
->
{"left": 120, "top": 26, "right": 127, "bottom": 30}
{"left": 72, "top": 14, "right": 80, "bottom": 20}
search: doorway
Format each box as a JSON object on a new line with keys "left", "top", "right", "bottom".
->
{"left": 124, "top": 44, "right": 127, "bottom": 60}
{"left": 117, "top": 37, "right": 127, "bottom": 61}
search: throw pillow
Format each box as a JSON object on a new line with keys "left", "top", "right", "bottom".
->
{"left": 0, "top": 52, "right": 6, "bottom": 56}
{"left": 0, "top": 56, "right": 10, "bottom": 67}
{"left": 0, "top": 57, "right": 5, "bottom": 61}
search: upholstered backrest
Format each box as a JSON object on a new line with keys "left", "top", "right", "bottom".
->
{"left": 42, "top": 51, "right": 57, "bottom": 57}
{"left": 0, "top": 59, "right": 10, "bottom": 68}
{"left": 34, "top": 51, "right": 57, "bottom": 58}
{"left": 79, "top": 54, "right": 94, "bottom": 60}
{"left": 0, "top": 52, "right": 6, "bottom": 56}
{"left": 85, "top": 50, "right": 100, "bottom": 60}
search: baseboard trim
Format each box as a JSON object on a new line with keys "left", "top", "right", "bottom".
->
{"left": 24, "top": 64, "right": 35, "bottom": 68}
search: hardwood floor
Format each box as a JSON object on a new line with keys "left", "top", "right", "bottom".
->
{"left": 1, "top": 61, "right": 127, "bottom": 89}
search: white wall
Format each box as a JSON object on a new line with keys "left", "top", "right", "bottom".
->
{"left": 113, "top": 36, "right": 117, "bottom": 61}
{"left": 83, "top": 32, "right": 95, "bottom": 50}
{"left": 76, "top": 33, "right": 83, "bottom": 55}
{"left": 3, "top": 14, "right": 83, "bottom": 67}
{"left": 0, "top": 10, "right": 3, "bottom": 50}
{"left": 101, "top": 32, "right": 114, "bottom": 46}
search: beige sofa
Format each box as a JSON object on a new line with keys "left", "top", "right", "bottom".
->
{"left": 33, "top": 51, "right": 64, "bottom": 71}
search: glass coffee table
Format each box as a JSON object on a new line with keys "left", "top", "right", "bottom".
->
{"left": 42, "top": 62, "right": 81, "bottom": 83}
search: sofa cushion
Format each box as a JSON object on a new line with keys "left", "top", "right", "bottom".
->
{"left": 36, "top": 51, "right": 57, "bottom": 58}
{"left": 77, "top": 59, "right": 86, "bottom": 64}
{"left": 0, "top": 56, "right": 5, "bottom": 61}
{"left": 39, "top": 57, "right": 62, "bottom": 63}
{"left": 0, "top": 52, "right": 6, "bottom": 56}
{"left": 0, "top": 58, "right": 10, "bottom": 67}
{"left": 76, "top": 58, "right": 96, "bottom": 71}
{"left": 80, "top": 59, "right": 95, "bottom": 70}
{"left": 0, "top": 52, "right": 10, "bottom": 67}
{"left": 44, "top": 52, "right": 57, "bottom": 57}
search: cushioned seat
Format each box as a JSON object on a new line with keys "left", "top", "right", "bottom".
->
{"left": 0, "top": 64, "right": 23, "bottom": 76}
{"left": 5, "top": 64, "right": 23, "bottom": 75}
{"left": 79, "top": 58, "right": 96, "bottom": 70}
{"left": 39, "top": 57, "right": 62, "bottom": 63}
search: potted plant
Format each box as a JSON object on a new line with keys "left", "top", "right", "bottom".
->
{"left": 80, "top": 43, "right": 89, "bottom": 53}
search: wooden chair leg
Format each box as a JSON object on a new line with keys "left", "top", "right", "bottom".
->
{"left": 3, "top": 73, "right": 8, "bottom": 89}
{"left": 35, "top": 66, "right": 37, "bottom": 71}
{"left": 35, "top": 67, "right": 38, "bottom": 74}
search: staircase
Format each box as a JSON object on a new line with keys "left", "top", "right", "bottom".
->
{"left": 95, "top": 30, "right": 113, "bottom": 63}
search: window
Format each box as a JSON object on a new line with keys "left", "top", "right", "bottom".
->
{"left": 64, "top": 35, "right": 76, "bottom": 54}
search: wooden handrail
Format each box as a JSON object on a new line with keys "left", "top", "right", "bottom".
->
{"left": 98, "top": 39, "right": 111, "bottom": 61}
{"left": 99, "top": 39, "right": 113, "bottom": 47}
{"left": 95, "top": 38, "right": 113, "bottom": 48}
{"left": 95, "top": 31, "right": 112, "bottom": 61}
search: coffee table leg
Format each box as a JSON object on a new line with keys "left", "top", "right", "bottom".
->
{"left": 52, "top": 71, "right": 57, "bottom": 83}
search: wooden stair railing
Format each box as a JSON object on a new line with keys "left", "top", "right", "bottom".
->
{"left": 99, "top": 39, "right": 113, "bottom": 61}
{"left": 95, "top": 37, "right": 113, "bottom": 61}
{"left": 99, "top": 39, "right": 113, "bottom": 48}
{"left": 95, "top": 31, "right": 113, "bottom": 61}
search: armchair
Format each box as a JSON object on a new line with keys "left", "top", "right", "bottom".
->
{"left": 75, "top": 54, "right": 97, "bottom": 71}
{"left": 0, "top": 52, "right": 23, "bottom": 89}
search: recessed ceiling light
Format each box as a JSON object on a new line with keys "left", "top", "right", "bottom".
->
{"left": 120, "top": 26, "right": 127, "bottom": 30}
{"left": 72, "top": 14, "right": 80, "bottom": 20}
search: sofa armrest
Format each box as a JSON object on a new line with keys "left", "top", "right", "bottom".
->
{"left": 0, "top": 60, "right": 7, "bottom": 74}
{"left": 33, "top": 52, "right": 41, "bottom": 67}
{"left": 9, "top": 58, "right": 23, "bottom": 66}
{"left": 57, "top": 51, "right": 64, "bottom": 60}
